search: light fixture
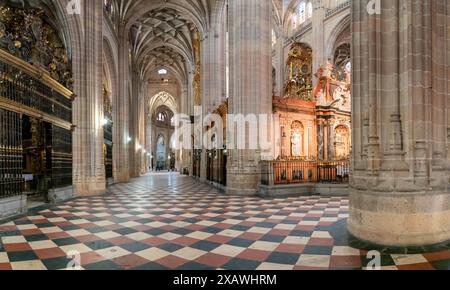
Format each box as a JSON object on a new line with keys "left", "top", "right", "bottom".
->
{"left": 127, "top": 137, "right": 132, "bottom": 143}
{"left": 158, "top": 69, "right": 167, "bottom": 75}
{"left": 102, "top": 118, "right": 109, "bottom": 126}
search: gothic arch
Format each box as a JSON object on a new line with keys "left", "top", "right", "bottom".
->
{"left": 102, "top": 39, "right": 118, "bottom": 106}
{"left": 325, "top": 14, "right": 351, "bottom": 60}
{"left": 272, "top": 0, "right": 283, "bottom": 38}
{"left": 148, "top": 91, "right": 178, "bottom": 117}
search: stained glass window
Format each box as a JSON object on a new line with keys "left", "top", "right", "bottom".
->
{"left": 297, "top": 2, "right": 306, "bottom": 25}
{"left": 293, "top": 1, "right": 312, "bottom": 30}
{"left": 307, "top": 2, "right": 313, "bottom": 18}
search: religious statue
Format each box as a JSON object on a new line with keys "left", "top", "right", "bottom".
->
{"left": 312, "top": 59, "right": 352, "bottom": 112}
{"left": 313, "top": 60, "right": 334, "bottom": 105}
{"left": 291, "top": 131, "right": 302, "bottom": 157}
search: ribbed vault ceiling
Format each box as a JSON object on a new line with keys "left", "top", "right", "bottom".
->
{"left": 131, "top": 6, "right": 197, "bottom": 81}
{"left": 110, "top": 0, "right": 213, "bottom": 84}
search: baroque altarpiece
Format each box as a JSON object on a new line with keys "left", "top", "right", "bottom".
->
{"left": 276, "top": 42, "right": 351, "bottom": 162}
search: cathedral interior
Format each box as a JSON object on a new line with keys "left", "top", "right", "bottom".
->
{"left": 0, "top": 0, "right": 449, "bottom": 271}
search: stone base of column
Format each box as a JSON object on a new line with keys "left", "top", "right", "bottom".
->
{"left": 48, "top": 186, "right": 74, "bottom": 204}
{"left": 226, "top": 170, "right": 259, "bottom": 196}
{"left": 0, "top": 195, "right": 27, "bottom": 220}
{"left": 74, "top": 181, "right": 106, "bottom": 197}
{"left": 114, "top": 172, "right": 130, "bottom": 184}
{"left": 348, "top": 189, "right": 450, "bottom": 246}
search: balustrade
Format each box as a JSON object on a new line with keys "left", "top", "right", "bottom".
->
{"left": 260, "top": 159, "right": 350, "bottom": 186}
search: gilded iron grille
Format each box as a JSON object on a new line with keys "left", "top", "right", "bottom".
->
{"left": 0, "top": 108, "right": 23, "bottom": 198}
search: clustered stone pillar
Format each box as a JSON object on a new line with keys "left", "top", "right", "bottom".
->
{"left": 227, "top": 0, "right": 272, "bottom": 195}
{"left": 349, "top": 0, "right": 450, "bottom": 246}
{"left": 311, "top": 0, "right": 326, "bottom": 84}
{"left": 129, "top": 70, "right": 141, "bottom": 178}
{"left": 72, "top": 0, "right": 106, "bottom": 196}
{"left": 139, "top": 83, "right": 148, "bottom": 175}
{"left": 113, "top": 30, "right": 131, "bottom": 183}
{"left": 273, "top": 34, "right": 285, "bottom": 98}
{"left": 179, "top": 86, "right": 192, "bottom": 175}
{"left": 199, "top": 4, "right": 227, "bottom": 182}
{"left": 201, "top": 9, "right": 227, "bottom": 114}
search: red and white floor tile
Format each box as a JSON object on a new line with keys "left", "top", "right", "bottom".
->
{"left": 0, "top": 173, "right": 449, "bottom": 270}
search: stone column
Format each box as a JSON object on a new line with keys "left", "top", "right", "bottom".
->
{"left": 200, "top": 150, "right": 208, "bottom": 181}
{"left": 201, "top": 12, "right": 227, "bottom": 113}
{"left": 327, "top": 120, "right": 334, "bottom": 160}
{"left": 227, "top": 0, "right": 272, "bottom": 195}
{"left": 72, "top": 0, "right": 106, "bottom": 196}
{"left": 317, "top": 120, "right": 324, "bottom": 160}
{"left": 145, "top": 108, "right": 152, "bottom": 171}
{"left": 349, "top": 0, "right": 450, "bottom": 246}
{"left": 312, "top": 0, "right": 326, "bottom": 86}
{"left": 274, "top": 37, "right": 285, "bottom": 97}
{"left": 199, "top": 6, "right": 227, "bottom": 181}
{"left": 129, "top": 70, "right": 141, "bottom": 178}
{"left": 113, "top": 31, "right": 130, "bottom": 183}
{"left": 138, "top": 85, "right": 147, "bottom": 175}
{"left": 179, "top": 86, "right": 192, "bottom": 174}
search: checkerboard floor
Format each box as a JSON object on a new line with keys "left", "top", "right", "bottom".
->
{"left": 1, "top": 173, "right": 449, "bottom": 270}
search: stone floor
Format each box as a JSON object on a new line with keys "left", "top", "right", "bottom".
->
{"left": 0, "top": 173, "right": 449, "bottom": 270}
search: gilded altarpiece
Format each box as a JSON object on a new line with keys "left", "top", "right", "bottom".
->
{"left": 312, "top": 47, "right": 351, "bottom": 161}
{"left": 0, "top": 3, "right": 74, "bottom": 199}
{"left": 274, "top": 42, "right": 351, "bottom": 162}
{"left": 273, "top": 97, "right": 317, "bottom": 160}
{"left": 284, "top": 43, "right": 313, "bottom": 101}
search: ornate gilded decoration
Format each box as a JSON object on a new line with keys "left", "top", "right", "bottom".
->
{"left": 274, "top": 41, "right": 352, "bottom": 164}
{"left": 0, "top": 49, "right": 74, "bottom": 130}
{"left": 0, "top": 3, "right": 73, "bottom": 89}
{"left": 192, "top": 29, "right": 201, "bottom": 106}
{"left": 284, "top": 43, "right": 313, "bottom": 101}
{"left": 312, "top": 60, "right": 334, "bottom": 104}
{"left": 312, "top": 59, "right": 351, "bottom": 111}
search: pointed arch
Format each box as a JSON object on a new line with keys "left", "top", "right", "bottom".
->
{"left": 148, "top": 91, "right": 178, "bottom": 116}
